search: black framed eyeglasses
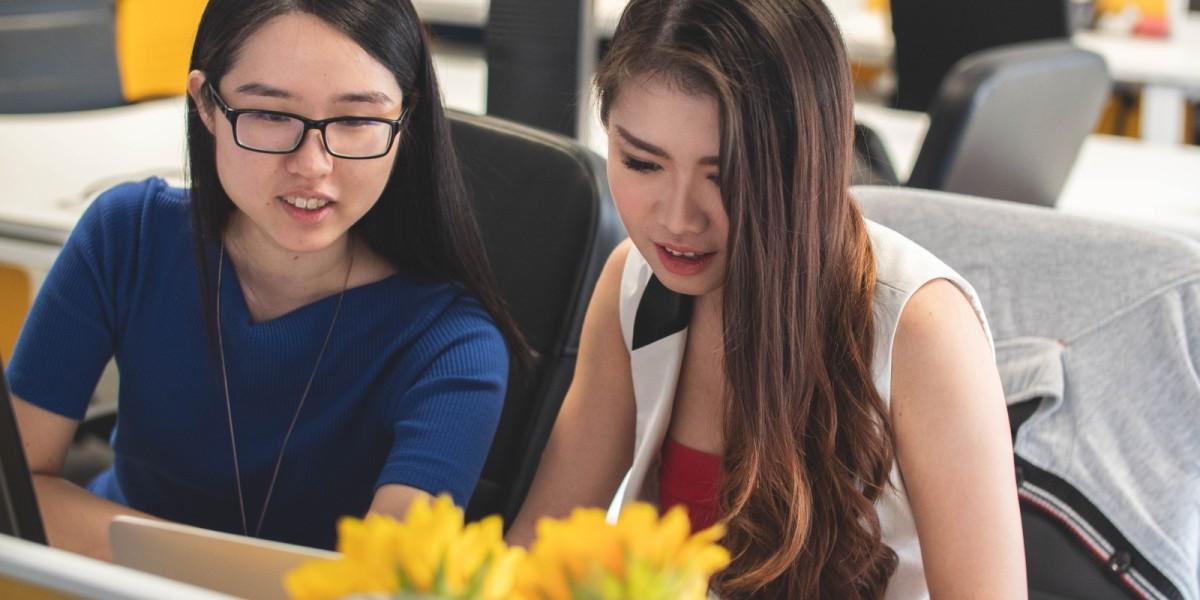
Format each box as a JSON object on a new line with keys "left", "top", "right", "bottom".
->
{"left": 205, "top": 83, "right": 408, "bottom": 159}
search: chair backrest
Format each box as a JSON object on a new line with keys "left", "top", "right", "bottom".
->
{"left": 855, "top": 185, "right": 1200, "bottom": 600}
{"left": 0, "top": 0, "right": 124, "bottom": 113}
{"left": 906, "top": 40, "right": 1110, "bottom": 208}
{"left": 890, "top": 0, "right": 1072, "bottom": 113}
{"left": 447, "top": 111, "right": 626, "bottom": 525}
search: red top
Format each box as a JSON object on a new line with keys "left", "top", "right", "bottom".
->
{"left": 658, "top": 437, "right": 722, "bottom": 533}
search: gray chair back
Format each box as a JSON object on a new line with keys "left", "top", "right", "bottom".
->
{"left": 907, "top": 41, "right": 1110, "bottom": 208}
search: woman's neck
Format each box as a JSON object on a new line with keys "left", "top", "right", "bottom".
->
{"left": 223, "top": 214, "right": 354, "bottom": 322}
{"left": 693, "top": 287, "right": 724, "bottom": 327}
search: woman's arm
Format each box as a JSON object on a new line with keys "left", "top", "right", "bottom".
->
{"left": 13, "top": 395, "right": 157, "bottom": 562}
{"left": 890, "top": 279, "right": 1027, "bottom": 598}
{"left": 505, "top": 241, "right": 638, "bottom": 547}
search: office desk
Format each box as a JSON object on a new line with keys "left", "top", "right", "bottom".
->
{"left": 0, "top": 97, "right": 186, "bottom": 273}
{"left": 853, "top": 103, "right": 1200, "bottom": 238}
{"left": 1075, "top": 15, "right": 1200, "bottom": 144}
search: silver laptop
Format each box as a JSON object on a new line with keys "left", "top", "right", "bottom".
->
{"left": 110, "top": 516, "right": 338, "bottom": 600}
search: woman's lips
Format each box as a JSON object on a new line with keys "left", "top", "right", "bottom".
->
{"left": 655, "top": 243, "right": 716, "bottom": 276}
{"left": 278, "top": 196, "right": 334, "bottom": 225}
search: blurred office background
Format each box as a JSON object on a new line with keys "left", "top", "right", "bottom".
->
{"left": 2, "top": 1, "right": 1199, "bottom": 597}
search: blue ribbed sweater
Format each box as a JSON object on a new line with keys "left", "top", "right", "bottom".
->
{"left": 9, "top": 178, "right": 508, "bottom": 549}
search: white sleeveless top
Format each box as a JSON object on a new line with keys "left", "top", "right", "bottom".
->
{"left": 612, "top": 220, "right": 993, "bottom": 599}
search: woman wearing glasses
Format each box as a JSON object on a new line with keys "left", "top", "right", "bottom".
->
{"left": 509, "top": 0, "right": 1025, "bottom": 597}
{"left": 8, "top": 0, "right": 524, "bottom": 559}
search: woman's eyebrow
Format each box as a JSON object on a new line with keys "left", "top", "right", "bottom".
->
{"left": 231, "top": 82, "right": 395, "bottom": 106}
{"left": 333, "top": 91, "right": 395, "bottom": 105}
{"left": 616, "top": 125, "right": 670, "bottom": 158}
{"left": 616, "top": 125, "right": 719, "bottom": 165}
{"left": 233, "top": 82, "right": 292, "bottom": 98}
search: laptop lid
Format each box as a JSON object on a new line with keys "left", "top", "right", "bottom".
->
{"left": 0, "top": 532, "right": 240, "bottom": 600}
{"left": 110, "top": 515, "right": 337, "bottom": 600}
{"left": 0, "top": 358, "right": 46, "bottom": 543}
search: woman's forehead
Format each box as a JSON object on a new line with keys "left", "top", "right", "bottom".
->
{"left": 225, "top": 12, "right": 402, "bottom": 104}
{"left": 609, "top": 75, "right": 720, "bottom": 159}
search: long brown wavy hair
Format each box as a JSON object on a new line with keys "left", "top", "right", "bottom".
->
{"left": 596, "top": 0, "right": 897, "bottom": 597}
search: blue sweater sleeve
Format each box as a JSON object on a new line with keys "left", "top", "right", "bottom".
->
{"left": 374, "top": 294, "right": 509, "bottom": 506}
{"left": 8, "top": 180, "right": 159, "bottom": 419}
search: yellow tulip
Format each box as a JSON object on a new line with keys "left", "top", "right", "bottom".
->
{"left": 285, "top": 495, "right": 731, "bottom": 600}
{"left": 282, "top": 554, "right": 395, "bottom": 600}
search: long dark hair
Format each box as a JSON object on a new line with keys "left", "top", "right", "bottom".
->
{"left": 186, "top": 0, "right": 528, "bottom": 366}
{"left": 597, "top": 0, "right": 897, "bottom": 597}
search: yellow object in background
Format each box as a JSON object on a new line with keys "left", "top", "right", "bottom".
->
{"left": 1095, "top": 0, "right": 1167, "bottom": 19}
{"left": 866, "top": 0, "right": 890, "bottom": 12}
{"left": 0, "top": 265, "right": 31, "bottom": 362}
{"left": 115, "top": 0, "right": 208, "bottom": 101}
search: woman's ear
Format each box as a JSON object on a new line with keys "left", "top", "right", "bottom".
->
{"left": 187, "top": 70, "right": 216, "bottom": 134}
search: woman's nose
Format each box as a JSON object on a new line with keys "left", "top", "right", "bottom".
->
{"left": 658, "top": 177, "right": 708, "bottom": 235}
{"left": 286, "top": 129, "right": 334, "bottom": 178}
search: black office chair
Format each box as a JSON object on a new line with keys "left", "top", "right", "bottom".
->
{"left": 447, "top": 111, "right": 625, "bottom": 525}
{"left": 853, "top": 41, "right": 1110, "bottom": 208}
{"left": 890, "top": 0, "right": 1072, "bottom": 113}
{"left": 0, "top": 0, "right": 125, "bottom": 113}
{"left": 857, "top": 185, "right": 1200, "bottom": 600}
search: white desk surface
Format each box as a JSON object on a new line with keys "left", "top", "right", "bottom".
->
{"left": 1075, "top": 15, "right": 1200, "bottom": 95}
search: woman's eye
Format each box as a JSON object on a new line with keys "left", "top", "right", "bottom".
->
{"left": 340, "top": 119, "right": 377, "bottom": 128}
{"left": 247, "top": 112, "right": 292, "bottom": 124}
{"left": 708, "top": 173, "right": 721, "bottom": 186}
{"left": 623, "top": 157, "right": 660, "bottom": 173}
